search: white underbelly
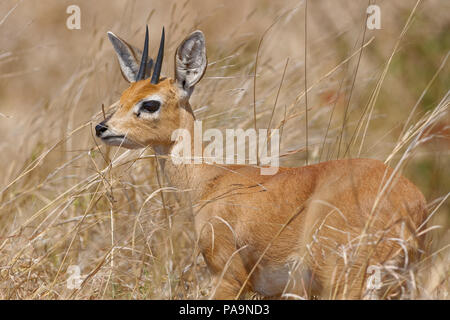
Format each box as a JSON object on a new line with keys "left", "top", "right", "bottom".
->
{"left": 251, "top": 262, "right": 314, "bottom": 297}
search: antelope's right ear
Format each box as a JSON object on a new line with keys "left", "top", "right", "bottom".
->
{"left": 175, "top": 30, "right": 207, "bottom": 97}
{"left": 107, "top": 31, "right": 153, "bottom": 83}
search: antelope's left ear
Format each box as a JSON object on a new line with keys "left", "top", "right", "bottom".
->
{"left": 174, "top": 31, "right": 207, "bottom": 97}
{"left": 107, "top": 31, "right": 153, "bottom": 83}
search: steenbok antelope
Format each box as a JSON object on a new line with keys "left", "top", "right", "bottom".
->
{"left": 95, "top": 27, "right": 427, "bottom": 299}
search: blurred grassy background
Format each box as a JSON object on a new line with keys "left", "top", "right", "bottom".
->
{"left": 0, "top": 0, "right": 448, "bottom": 299}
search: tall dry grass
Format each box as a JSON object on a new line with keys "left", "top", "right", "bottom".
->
{"left": 0, "top": 0, "right": 448, "bottom": 299}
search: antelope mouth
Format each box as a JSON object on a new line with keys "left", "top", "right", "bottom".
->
{"left": 100, "top": 135, "right": 140, "bottom": 149}
{"left": 101, "top": 135, "right": 127, "bottom": 146}
{"left": 102, "top": 135, "right": 126, "bottom": 141}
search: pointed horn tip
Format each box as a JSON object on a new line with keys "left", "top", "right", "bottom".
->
{"left": 161, "top": 27, "right": 165, "bottom": 46}
{"left": 150, "top": 27, "right": 165, "bottom": 84}
{"left": 136, "top": 26, "right": 150, "bottom": 81}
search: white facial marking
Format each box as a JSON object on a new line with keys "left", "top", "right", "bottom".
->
{"left": 133, "top": 94, "right": 162, "bottom": 120}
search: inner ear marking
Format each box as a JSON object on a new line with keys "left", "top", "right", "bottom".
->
{"left": 174, "top": 30, "right": 207, "bottom": 93}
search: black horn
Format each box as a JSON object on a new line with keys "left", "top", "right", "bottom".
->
{"left": 150, "top": 27, "right": 165, "bottom": 84}
{"left": 136, "top": 25, "right": 149, "bottom": 81}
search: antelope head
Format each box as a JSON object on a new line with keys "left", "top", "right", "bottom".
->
{"left": 95, "top": 26, "right": 207, "bottom": 151}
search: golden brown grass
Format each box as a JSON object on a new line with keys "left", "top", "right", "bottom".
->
{"left": 0, "top": 0, "right": 448, "bottom": 299}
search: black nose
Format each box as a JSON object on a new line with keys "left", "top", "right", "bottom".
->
{"left": 95, "top": 122, "right": 108, "bottom": 137}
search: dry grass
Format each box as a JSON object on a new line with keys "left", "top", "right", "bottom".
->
{"left": 0, "top": 0, "right": 448, "bottom": 299}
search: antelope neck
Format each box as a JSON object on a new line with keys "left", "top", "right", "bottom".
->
{"left": 153, "top": 111, "right": 201, "bottom": 200}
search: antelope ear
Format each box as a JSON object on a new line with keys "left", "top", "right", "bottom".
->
{"left": 107, "top": 31, "right": 153, "bottom": 82}
{"left": 174, "top": 30, "right": 207, "bottom": 96}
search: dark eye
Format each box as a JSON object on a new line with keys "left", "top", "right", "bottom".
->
{"left": 141, "top": 100, "right": 161, "bottom": 113}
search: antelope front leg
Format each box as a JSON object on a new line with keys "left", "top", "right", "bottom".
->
{"left": 211, "top": 273, "right": 246, "bottom": 300}
{"left": 199, "top": 221, "right": 251, "bottom": 300}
